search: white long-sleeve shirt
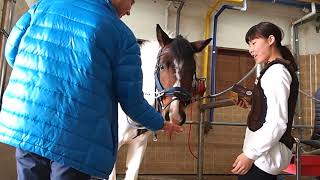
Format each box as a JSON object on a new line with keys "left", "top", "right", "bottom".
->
{"left": 243, "top": 64, "right": 293, "bottom": 175}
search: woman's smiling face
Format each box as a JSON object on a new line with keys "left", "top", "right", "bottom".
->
{"left": 248, "top": 37, "right": 273, "bottom": 64}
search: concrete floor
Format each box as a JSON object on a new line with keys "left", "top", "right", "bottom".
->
{"left": 91, "top": 175, "right": 237, "bottom": 180}
{"left": 116, "top": 175, "right": 236, "bottom": 180}
{"left": 91, "top": 174, "right": 317, "bottom": 180}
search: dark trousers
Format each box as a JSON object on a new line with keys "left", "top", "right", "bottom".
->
{"left": 238, "top": 164, "right": 277, "bottom": 180}
{"left": 16, "top": 148, "right": 90, "bottom": 180}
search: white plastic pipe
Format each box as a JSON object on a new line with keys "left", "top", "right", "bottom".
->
{"left": 232, "top": 0, "right": 247, "bottom": 11}
{"left": 315, "top": 55, "right": 317, "bottom": 92}
{"left": 291, "top": 2, "right": 316, "bottom": 55}
{"left": 290, "top": 2, "right": 316, "bottom": 129}
{"left": 293, "top": 2, "right": 316, "bottom": 25}
{"left": 310, "top": 55, "right": 313, "bottom": 131}
{"left": 164, "top": 1, "right": 172, "bottom": 31}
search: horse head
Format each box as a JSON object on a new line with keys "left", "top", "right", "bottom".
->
{"left": 155, "top": 24, "right": 212, "bottom": 126}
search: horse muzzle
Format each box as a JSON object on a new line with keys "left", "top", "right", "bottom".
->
{"left": 164, "top": 110, "right": 186, "bottom": 126}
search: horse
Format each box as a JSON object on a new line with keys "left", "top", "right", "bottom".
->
{"left": 108, "top": 24, "right": 212, "bottom": 180}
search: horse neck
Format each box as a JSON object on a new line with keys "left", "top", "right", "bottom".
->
{"left": 140, "top": 41, "right": 161, "bottom": 104}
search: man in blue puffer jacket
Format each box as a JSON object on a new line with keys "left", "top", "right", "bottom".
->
{"left": 0, "top": 0, "right": 183, "bottom": 179}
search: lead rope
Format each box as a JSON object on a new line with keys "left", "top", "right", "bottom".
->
{"left": 153, "top": 87, "right": 160, "bottom": 142}
{"left": 188, "top": 104, "right": 198, "bottom": 159}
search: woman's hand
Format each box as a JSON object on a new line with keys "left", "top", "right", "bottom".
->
{"left": 230, "top": 85, "right": 252, "bottom": 109}
{"left": 232, "top": 97, "right": 249, "bottom": 109}
{"left": 231, "top": 153, "right": 254, "bottom": 175}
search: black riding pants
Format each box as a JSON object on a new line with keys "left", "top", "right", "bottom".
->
{"left": 238, "top": 164, "right": 277, "bottom": 180}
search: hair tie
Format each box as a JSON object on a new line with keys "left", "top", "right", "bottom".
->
{"left": 277, "top": 42, "right": 282, "bottom": 48}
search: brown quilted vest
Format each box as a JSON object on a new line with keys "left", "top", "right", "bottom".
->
{"left": 247, "top": 59, "right": 299, "bottom": 150}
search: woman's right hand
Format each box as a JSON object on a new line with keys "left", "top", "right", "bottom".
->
{"left": 232, "top": 97, "right": 249, "bottom": 109}
{"left": 230, "top": 85, "right": 252, "bottom": 109}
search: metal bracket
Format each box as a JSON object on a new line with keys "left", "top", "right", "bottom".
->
{"left": 0, "top": 28, "right": 9, "bottom": 38}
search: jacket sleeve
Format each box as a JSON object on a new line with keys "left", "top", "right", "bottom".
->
{"left": 114, "top": 28, "right": 164, "bottom": 131}
{"left": 243, "top": 64, "right": 292, "bottom": 160}
{"left": 5, "top": 5, "right": 35, "bottom": 67}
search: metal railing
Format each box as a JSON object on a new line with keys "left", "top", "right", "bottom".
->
{"left": 193, "top": 108, "right": 313, "bottom": 180}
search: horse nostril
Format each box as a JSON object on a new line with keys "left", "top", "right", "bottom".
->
{"left": 165, "top": 111, "right": 170, "bottom": 121}
{"left": 179, "top": 111, "right": 186, "bottom": 126}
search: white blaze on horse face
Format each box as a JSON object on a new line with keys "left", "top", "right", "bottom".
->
{"left": 169, "top": 60, "right": 183, "bottom": 124}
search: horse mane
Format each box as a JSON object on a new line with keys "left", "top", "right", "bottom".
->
{"left": 138, "top": 35, "right": 195, "bottom": 66}
{"left": 171, "top": 35, "right": 196, "bottom": 71}
{"left": 137, "top": 36, "right": 196, "bottom": 100}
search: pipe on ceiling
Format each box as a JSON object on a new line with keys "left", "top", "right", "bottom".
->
{"left": 176, "top": 0, "right": 185, "bottom": 36}
{"left": 202, "top": 0, "right": 244, "bottom": 80}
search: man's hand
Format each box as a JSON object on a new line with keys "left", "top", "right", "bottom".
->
{"left": 231, "top": 153, "right": 254, "bottom": 175}
{"left": 162, "top": 121, "right": 183, "bottom": 137}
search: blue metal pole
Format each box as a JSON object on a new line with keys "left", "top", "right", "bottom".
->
{"left": 209, "top": 5, "right": 234, "bottom": 123}
{"left": 208, "top": 0, "right": 317, "bottom": 123}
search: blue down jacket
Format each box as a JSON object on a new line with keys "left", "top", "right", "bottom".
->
{"left": 0, "top": 0, "right": 164, "bottom": 178}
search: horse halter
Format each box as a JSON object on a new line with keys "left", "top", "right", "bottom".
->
{"left": 154, "top": 48, "right": 194, "bottom": 110}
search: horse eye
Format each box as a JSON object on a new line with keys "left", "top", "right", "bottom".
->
{"left": 159, "top": 64, "right": 165, "bottom": 70}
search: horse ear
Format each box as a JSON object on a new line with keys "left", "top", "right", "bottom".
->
{"left": 156, "top": 24, "right": 172, "bottom": 47}
{"left": 191, "top": 38, "right": 212, "bottom": 53}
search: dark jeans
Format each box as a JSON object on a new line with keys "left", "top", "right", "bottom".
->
{"left": 16, "top": 148, "right": 90, "bottom": 180}
{"left": 238, "top": 164, "right": 277, "bottom": 180}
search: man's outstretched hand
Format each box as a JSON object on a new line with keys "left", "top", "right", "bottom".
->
{"left": 162, "top": 121, "right": 183, "bottom": 137}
